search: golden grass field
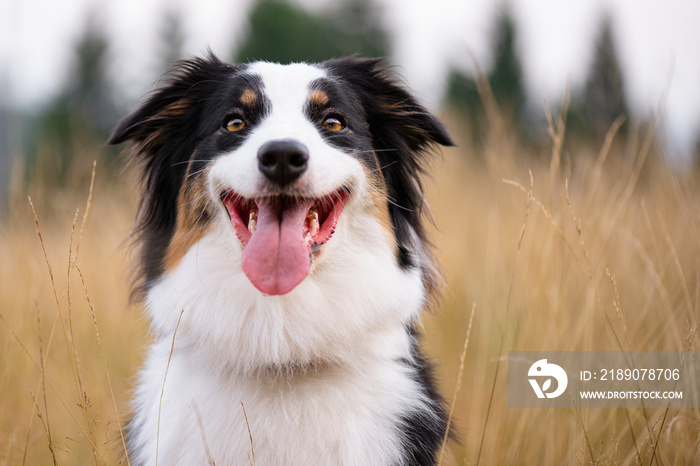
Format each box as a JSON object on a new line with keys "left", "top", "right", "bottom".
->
{"left": 1, "top": 104, "right": 699, "bottom": 465}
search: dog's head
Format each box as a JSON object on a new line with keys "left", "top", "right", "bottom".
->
{"left": 110, "top": 55, "right": 453, "bottom": 366}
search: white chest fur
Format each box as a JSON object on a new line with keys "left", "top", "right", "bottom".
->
{"left": 127, "top": 228, "right": 431, "bottom": 465}
{"left": 129, "top": 333, "right": 432, "bottom": 466}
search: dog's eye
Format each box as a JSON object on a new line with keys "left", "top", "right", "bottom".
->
{"left": 322, "top": 117, "right": 344, "bottom": 132}
{"left": 224, "top": 116, "right": 246, "bottom": 132}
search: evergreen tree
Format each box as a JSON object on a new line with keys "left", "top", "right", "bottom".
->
{"left": 489, "top": 7, "right": 525, "bottom": 115}
{"left": 235, "top": 0, "right": 388, "bottom": 64}
{"left": 445, "top": 69, "right": 481, "bottom": 116}
{"left": 32, "top": 12, "right": 117, "bottom": 179}
{"left": 327, "top": 0, "right": 387, "bottom": 59}
{"left": 65, "top": 13, "right": 115, "bottom": 133}
{"left": 161, "top": 8, "right": 186, "bottom": 68}
{"left": 0, "top": 105, "right": 17, "bottom": 200}
{"left": 445, "top": 5, "right": 525, "bottom": 137}
{"left": 569, "top": 16, "right": 628, "bottom": 138}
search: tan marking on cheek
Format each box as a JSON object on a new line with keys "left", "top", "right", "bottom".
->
{"left": 364, "top": 164, "right": 395, "bottom": 246}
{"left": 309, "top": 89, "right": 329, "bottom": 107}
{"left": 163, "top": 168, "right": 213, "bottom": 272}
{"left": 367, "top": 160, "right": 443, "bottom": 314}
{"left": 240, "top": 89, "right": 258, "bottom": 107}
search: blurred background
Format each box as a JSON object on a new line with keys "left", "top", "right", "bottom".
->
{"left": 2, "top": 0, "right": 700, "bottom": 188}
{"left": 1, "top": 0, "right": 699, "bottom": 464}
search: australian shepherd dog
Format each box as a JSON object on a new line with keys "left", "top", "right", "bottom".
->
{"left": 109, "top": 54, "right": 454, "bottom": 465}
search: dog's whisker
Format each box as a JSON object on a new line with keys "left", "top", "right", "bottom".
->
{"left": 171, "top": 160, "right": 213, "bottom": 168}
{"left": 349, "top": 148, "right": 399, "bottom": 154}
{"left": 179, "top": 192, "right": 211, "bottom": 208}
{"left": 365, "top": 183, "right": 415, "bottom": 212}
{"left": 186, "top": 167, "right": 210, "bottom": 179}
{"left": 368, "top": 160, "right": 399, "bottom": 173}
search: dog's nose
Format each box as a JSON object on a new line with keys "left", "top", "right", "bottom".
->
{"left": 257, "top": 139, "right": 309, "bottom": 186}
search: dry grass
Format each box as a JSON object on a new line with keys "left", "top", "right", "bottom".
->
{"left": 1, "top": 103, "right": 699, "bottom": 465}
{"left": 1, "top": 161, "right": 147, "bottom": 465}
{"left": 425, "top": 109, "right": 700, "bottom": 464}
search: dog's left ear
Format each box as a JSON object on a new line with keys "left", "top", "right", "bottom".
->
{"left": 322, "top": 57, "right": 455, "bottom": 151}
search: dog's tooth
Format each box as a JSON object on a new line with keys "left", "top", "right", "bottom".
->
{"left": 309, "top": 208, "right": 319, "bottom": 237}
{"left": 305, "top": 232, "right": 312, "bottom": 245}
{"left": 248, "top": 209, "right": 257, "bottom": 234}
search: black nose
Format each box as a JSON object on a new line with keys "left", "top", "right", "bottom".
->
{"left": 257, "top": 139, "right": 309, "bottom": 186}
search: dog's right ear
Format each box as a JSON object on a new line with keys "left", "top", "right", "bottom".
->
{"left": 107, "top": 52, "right": 237, "bottom": 234}
{"left": 108, "top": 53, "right": 235, "bottom": 148}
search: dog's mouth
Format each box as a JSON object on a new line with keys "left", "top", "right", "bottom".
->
{"left": 221, "top": 189, "right": 348, "bottom": 295}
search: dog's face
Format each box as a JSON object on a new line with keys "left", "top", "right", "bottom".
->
{"left": 210, "top": 61, "right": 375, "bottom": 296}
{"left": 110, "top": 55, "right": 452, "bottom": 369}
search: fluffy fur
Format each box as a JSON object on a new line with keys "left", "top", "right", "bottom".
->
{"left": 109, "top": 54, "right": 454, "bottom": 465}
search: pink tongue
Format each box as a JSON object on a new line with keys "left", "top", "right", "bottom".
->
{"left": 241, "top": 197, "right": 315, "bottom": 295}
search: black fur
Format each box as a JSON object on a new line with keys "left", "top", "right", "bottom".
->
{"left": 397, "top": 325, "right": 452, "bottom": 466}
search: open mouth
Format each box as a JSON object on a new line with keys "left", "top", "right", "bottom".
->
{"left": 221, "top": 189, "right": 348, "bottom": 295}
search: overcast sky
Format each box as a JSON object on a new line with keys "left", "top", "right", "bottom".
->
{"left": 1, "top": 0, "right": 699, "bottom": 160}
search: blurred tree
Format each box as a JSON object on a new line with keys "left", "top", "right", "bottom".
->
{"left": 568, "top": 16, "right": 628, "bottom": 138}
{"left": 445, "top": 69, "right": 481, "bottom": 117}
{"left": 0, "top": 105, "right": 19, "bottom": 201}
{"left": 31, "top": 12, "right": 118, "bottom": 180}
{"left": 445, "top": 5, "right": 525, "bottom": 140}
{"left": 235, "top": 0, "right": 388, "bottom": 64}
{"left": 327, "top": 0, "right": 387, "bottom": 58}
{"left": 489, "top": 7, "right": 526, "bottom": 115}
{"left": 63, "top": 13, "right": 116, "bottom": 133}
{"left": 160, "top": 8, "right": 186, "bottom": 68}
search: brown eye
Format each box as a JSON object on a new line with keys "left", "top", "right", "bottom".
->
{"left": 322, "top": 117, "right": 344, "bottom": 132}
{"left": 225, "top": 117, "right": 246, "bottom": 132}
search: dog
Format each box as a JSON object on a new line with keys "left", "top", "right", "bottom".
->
{"left": 109, "top": 54, "right": 454, "bottom": 465}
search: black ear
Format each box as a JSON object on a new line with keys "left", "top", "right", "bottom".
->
{"left": 322, "top": 57, "right": 453, "bottom": 302}
{"left": 108, "top": 53, "right": 236, "bottom": 295}
{"left": 321, "top": 57, "right": 455, "bottom": 150}
{"left": 108, "top": 53, "right": 235, "bottom": 146}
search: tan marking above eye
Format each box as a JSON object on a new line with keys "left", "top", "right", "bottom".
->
{"left": 322, "top": 117, "right": 344, "bottom": 132}
{"left": 309, "top": 89, "right": 329, "bottom": 107}
{"left": 240, "top": 89, "right": 258, "bottom": 107}
{"left": 225, "top": 117, "right": 246, "bottom": 132}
